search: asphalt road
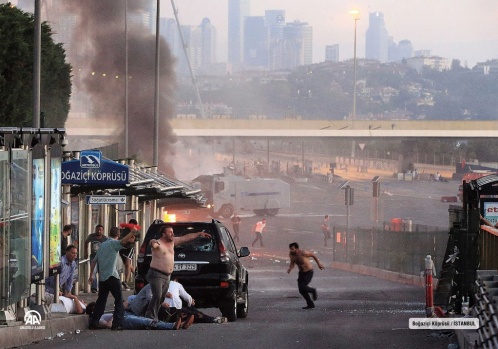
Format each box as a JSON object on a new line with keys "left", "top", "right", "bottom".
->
{"left": 17, "top": 251, "right": 455, "bottom": 349}
{"left": 15, "top": 176, "right": 459, "bottom": 349}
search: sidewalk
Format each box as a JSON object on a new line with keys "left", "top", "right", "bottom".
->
{"left": 0, "top": 289, "right": 135, "bottom": 349}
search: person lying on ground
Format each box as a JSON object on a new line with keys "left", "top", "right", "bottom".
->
{"left": 30, "top": 293, "right": 87, "bottom": 314}
{"left": 85, "top": 301, "right": 193, "bottom": 330}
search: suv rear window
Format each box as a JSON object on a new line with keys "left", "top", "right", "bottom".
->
{"left": 145, "top": 223, "right": 217, "bottom": 253}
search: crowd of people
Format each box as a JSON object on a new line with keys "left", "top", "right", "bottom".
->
{"left": 38, "top": 212, "right": 329, "bottom": 331}
{"left": 34, "top": 220, "right": 228, "bottom": 332}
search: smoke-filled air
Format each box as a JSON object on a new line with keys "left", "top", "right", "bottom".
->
{"left": 63, "top": 0, "right": 177, "bottom": 175}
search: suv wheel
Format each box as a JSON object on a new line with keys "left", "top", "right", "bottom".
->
{"left": 237, "top": 281, "right": 249, "bottom": 318}
{"left": 221, "top": 293, "right": 237, "bottom": 322}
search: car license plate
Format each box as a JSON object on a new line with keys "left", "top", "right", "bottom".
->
{"left": 174, "top": 263, "right": 197, "bottom": 271}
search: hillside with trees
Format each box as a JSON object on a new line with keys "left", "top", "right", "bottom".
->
{"left": 178, "top": 58, "right": 498, "bottom": 121}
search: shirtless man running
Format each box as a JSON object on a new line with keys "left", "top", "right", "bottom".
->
{"left": 144, "top": 225, "right": 210, "bottom": 322}
{"left": 287, "top": 242, "right": 325, "bottom": 309}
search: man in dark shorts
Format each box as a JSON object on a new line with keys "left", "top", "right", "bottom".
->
{"left": 119, "top": 219, "right": 139, "bottom": 290}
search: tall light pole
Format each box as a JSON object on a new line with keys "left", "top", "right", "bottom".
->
{"left": 33, "top": 0, "right": 41, "bottom": 128}
{"left": 125, "top": 0, "right": 129, "bottom": 158}
{"left": 350, "top": 10, "right": 360, "bottom": 120}
{"left": 349, "top": 9, "right": 360, "bottom": 158}
{"left": 153, "top": 0, "right": 160, "bottom": 167}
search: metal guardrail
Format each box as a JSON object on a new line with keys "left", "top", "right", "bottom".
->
{"left": 473, "top": 227, "right": 498, "bottom": 348}
{"left": 475, "top": 278, "right": 498, "bottom": 348}
{"left": 332, "top": 224, "right": 448, "bottom": 277}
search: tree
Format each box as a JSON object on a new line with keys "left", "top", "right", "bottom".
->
{"left": 0, "top": 4, "right": 71, "bottom": 127}
{"left": 451, "top": 59, "right": 462, "bottom": 71}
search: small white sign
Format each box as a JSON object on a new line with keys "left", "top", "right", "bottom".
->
{"left": 409, "top": 317, "right": 479, "bottom": 330}
{"left": 86, "top": 195, "right": 126, "bottom": 205}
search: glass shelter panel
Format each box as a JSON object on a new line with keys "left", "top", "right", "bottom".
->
{"left": 9, "top": 149, "right": 30, "bottom": 304}
{"left": 0, "top": 150, "right": 9, "bottom": 309}
{"left": 49, "top": 153, "right": 62, "bottom": 274}
{"left": 31, "top": 144, "right": 45, "bottom": 283}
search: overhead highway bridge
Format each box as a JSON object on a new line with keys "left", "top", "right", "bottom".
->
{"left": 169, "top": 119, "right": 498, "bottom": 138}
{"left": 65, "top": 117, "right": 498, "bottom": 139}
{"left": 65, "top": 117, "right": 498, "bottom": 175}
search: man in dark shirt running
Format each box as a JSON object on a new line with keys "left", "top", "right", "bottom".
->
{"left": 287, "top": 242, "right": 324, "bottom": 309}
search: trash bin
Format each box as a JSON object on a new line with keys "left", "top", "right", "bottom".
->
{"left": 390, "top": 218, "right": 402, "bottom": 232}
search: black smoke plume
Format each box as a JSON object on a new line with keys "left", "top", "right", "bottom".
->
{"left": 63, "top": 0, "right": 177, "bottom": 175}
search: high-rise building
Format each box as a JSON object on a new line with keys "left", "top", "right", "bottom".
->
{"left": 265, "top": 10, "right": 285, "bottom": 70}
{"left": 228, "top": 0, "right": 250, "bottom": 67}
{"left": 243, "top": 16, "right": 267, "bottom": 68}
{"left": 161, "top": 17, "right": 217, "bottom": 77}
{"left": 365, "top": 12, "right": 389, "bottom": 63}
{"left": 325, "top": 44, "right": 340, "bottom": 62}
{"left": 388, "top": 38, "right": 413, "bottom": 62}
{"left": 200, "top": 18, "right": 217, "bottom": 67}
{"left": 160, "top": 17, "right": 181, "bottom": 56}
{"left": 172, "top": 25, "right": 200, "bottom": 75}
{"left": 397, "top": 40, "right": 413, "bottom": 61}
{"left": 283, "top": 20, "right": 313, "bottom": 69}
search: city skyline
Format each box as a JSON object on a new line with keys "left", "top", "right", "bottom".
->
{"left": 162, "top": 0, "right": 498, "bottom": 67}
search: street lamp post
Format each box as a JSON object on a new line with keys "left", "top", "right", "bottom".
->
{"left": 350, "top": 10, "right": 360, "bottom": 120}
{"left": 125, "top": 0, "right": 129, "bottom": 158}
{"left": 153, "top": 0, "right": 160, "bottom": 167}
{"left": 33, "top": 0, "right": 41, "bottom": 128}
{"left": 349, "top": 9, "right": 360, "bottom": 159}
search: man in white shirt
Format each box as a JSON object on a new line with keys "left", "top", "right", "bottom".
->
{"left": 164, "top": 279, "right": 227, "bottom": 324}
{"left": 164, "top": 280, "right": 193, "bottom": 309}
{"left": 252, "top": 218, "right": 267, "bottom": 247}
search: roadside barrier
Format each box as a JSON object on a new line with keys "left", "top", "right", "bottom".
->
{"left": 474, "top": 272, "right": 498, "bottom": 348}
{"left": 425, "top": 255, "right": 434, "bottom": 317}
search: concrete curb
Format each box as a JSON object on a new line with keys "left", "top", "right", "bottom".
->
{"left": 1, "top": 314, "right": 88, "bottom": 349}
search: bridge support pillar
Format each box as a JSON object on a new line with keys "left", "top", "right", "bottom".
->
{"left": 399, "top": 140, "right": 417, "bottom": 173}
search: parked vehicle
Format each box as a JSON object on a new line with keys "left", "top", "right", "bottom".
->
{"left": 192, "top": 172, "right": 291, "bottom": 218}
{"left": 135, "top": 219, "right": 250, "bottom": 322}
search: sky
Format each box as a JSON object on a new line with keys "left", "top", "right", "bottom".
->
{"left": 164, "top": 0, "right": 498, "bottom": 67}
